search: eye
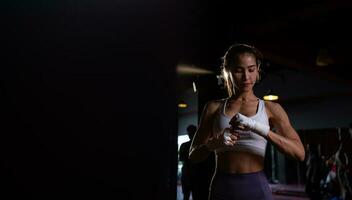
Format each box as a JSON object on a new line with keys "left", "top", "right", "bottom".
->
{"left": 233, "top": 68, "right": 243, "bottom": 73}
{"left": 248, "top": 67, "right": 256, "bottom": 72}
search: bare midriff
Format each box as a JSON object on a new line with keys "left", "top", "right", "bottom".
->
{"left": 216, "top": 151, "right": 264, "bottom": 173}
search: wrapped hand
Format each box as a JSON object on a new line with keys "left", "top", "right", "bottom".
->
{"left": 230, "top": 113, "right": 270, "bottom": 138}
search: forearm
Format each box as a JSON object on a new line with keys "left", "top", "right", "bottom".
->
{"left": 267, "top": 131, "right": 305, "bottom": 161}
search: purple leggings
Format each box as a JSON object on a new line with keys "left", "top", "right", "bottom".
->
{"left": 209, "top": 170, "right": 273, "bottom": 200}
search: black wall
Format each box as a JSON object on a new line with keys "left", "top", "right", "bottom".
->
{"left": 1, "top": 1, "right": 186, "bottom": 199}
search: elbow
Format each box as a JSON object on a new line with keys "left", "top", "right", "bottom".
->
{"left": 297, "top": 149, "right": 306, "bottom": 162}
{"left": 293, "top": 141, "right": 306, "bottom": 162}
{"left": 289, "top": 147, "right": 305, "bottom": 162}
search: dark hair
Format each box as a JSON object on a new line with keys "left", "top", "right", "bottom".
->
{"left": 220, "top": 43, "right": 263, "bottom": 97}
{"left": 221, "top": 43, "right": 263, "bottom": 70}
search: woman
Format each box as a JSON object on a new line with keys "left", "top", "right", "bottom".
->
{"left": 189, "top": 43, "right": 305, "bottom": 200}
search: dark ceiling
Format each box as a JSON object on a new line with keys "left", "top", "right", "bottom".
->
{"left": 177, "top": 0, "right": 352, "bottom": 98}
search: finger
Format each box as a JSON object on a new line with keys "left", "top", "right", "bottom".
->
{"left": 224, "top": 140, "right": 232, "bottom": 146}
{"left": 231, "top": 131, "right": 240, "bottom": 136}
{"left": 225, "top": 136, "right": 238, "bottom": 145}
{"left": 237, "top": 123, "right": 247, "bottom": 130}
{"left": 224, "top": 135, "right": 235, "bottom": 144}
{"left": 223, "top": 131, "right": 232, "bottom": 143}
{"left": 224, "top": 135, "right": 231, "bottom": 142}
{"left": 224, "top": 138, "right": 232, "bottom": 145}
{"left": 229, "top": 134, "right": 238, "bottom": 140}
{"left": 225, "top": 139, "right": 235, "bottom": 146}
{"left": 233, "top": 132, "right": 241, "bottom": 140}
{"left": 228, "top": 139, "right": 236, "bottom": 145}
{"left": 223, "top": 129, "right": 231, "bottom": 138}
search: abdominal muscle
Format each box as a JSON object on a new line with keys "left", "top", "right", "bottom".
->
{"left": 216, "top": 151, "right": 264, "bottom": 173}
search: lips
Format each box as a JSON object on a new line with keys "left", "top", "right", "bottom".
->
{"left": 241, "top": 83, "right": 252, "bottom": 86}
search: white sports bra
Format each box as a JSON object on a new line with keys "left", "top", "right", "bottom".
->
{"left": 212, "top": 98, "right": 269, "bottom": 157}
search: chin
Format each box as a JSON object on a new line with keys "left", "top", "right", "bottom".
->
{"left": 239, "top": 87, "right": 252, "bottom": 92}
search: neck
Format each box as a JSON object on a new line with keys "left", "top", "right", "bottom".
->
{"left": 231, "top": 90, "right": 257, "bottom": 101}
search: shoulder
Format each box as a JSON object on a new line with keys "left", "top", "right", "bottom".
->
{"left": 264, "top": 100, "right": 285, "bottom": 113}
{"left": 263, "top": 100, "right": 299, "bottom": 137}
{"left": 263, "top": 100, "right": 288, "bottom": 120}
{"left": 202, "top": 98, "right": 225, "bottom": 115}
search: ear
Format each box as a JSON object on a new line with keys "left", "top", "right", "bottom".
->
{"left": 256, "top": 68, "right": 261, "bottom": 82}
{"left": 257, "top": 59, "right": 261, "bottom": 68}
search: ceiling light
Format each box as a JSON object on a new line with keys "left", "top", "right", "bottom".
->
{"left": 178, "top": 101, "right": 188, "bottom": 108}
{"left": 176, "top": 64, "right": 214, "bottom": 75}
{"left": 263, "top": 90, "right": 279, "bottom": 101}
{"left": 263, "top": 95, "right": 279, "bottom": 101}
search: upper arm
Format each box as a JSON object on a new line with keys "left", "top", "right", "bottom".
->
{"left": 266, "top": 102, "right": 300, "bottom": 140}
{"left": 190, "top": 101, "right": 220, "bottom": 148}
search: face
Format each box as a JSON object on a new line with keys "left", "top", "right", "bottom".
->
{"left": 228, "top": 53, "right": 259, "bottom": 92}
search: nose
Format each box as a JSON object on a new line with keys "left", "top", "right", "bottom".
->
{"left": 243, "top": 70, "right": 249, "bottom": 80}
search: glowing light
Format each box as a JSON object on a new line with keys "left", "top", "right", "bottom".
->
{"left": 178, "top": 102, "right": 187, "bottom": 108}
{"left": 176, "top": 64, "right": 214, "bottom": 75}
{"left": 192, "top": 81, "right": 197, "bottom": 93}
{"left": 263, "top": 95, "right": 279, "bottom": 101}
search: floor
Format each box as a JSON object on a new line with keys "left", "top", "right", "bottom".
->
{"left": 177, "top": 183, "right": 309, "bottom": 200}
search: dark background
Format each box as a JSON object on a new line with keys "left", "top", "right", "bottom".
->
{"left": 1, "top": 0, "right": 352, "bottom": 199}
{"left": 1, "top": 0, "right": 186, "bottom": 199}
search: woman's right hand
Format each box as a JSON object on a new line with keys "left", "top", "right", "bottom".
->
{"left": 206, "top": 128, "right": 240, "bottom": 151}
